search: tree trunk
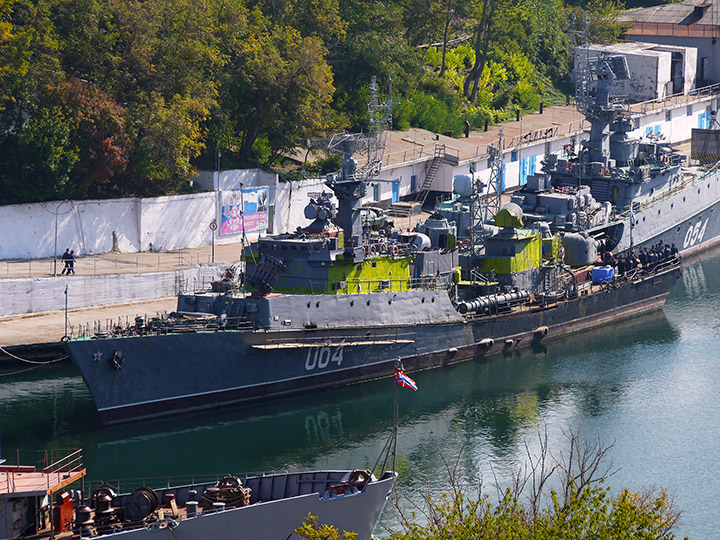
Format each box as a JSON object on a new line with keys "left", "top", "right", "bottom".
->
{"left": 439, "top": 0, "right": 454, "bottom": 78}
{"left": 463, "top": 0, "right": 497, "bottom": 102}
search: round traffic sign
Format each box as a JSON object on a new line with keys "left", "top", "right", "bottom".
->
{"left": 210, "top": 221, "right": 218, "bottom": 231}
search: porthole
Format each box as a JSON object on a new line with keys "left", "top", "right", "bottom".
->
{"left": 306, "top": 302, "right": 311, "bottom": 308}
{"left": 367, "top": 300, "right": 371, "bottom": 306}
{"left": 350, "top": 300, "right": 354, "bottom": 306}
{"left": 315, "top": 302, "right": 320, "bottom": 308}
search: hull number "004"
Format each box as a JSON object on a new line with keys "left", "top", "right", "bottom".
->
{"left": 683, "top": 218, "right": 708, "bottom": 249}
{"left": 305, "top": 346, "right": 344, "bottom": 371}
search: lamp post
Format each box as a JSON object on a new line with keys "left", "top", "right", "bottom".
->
{"left": 53, "top": 200, "right": 69, "bottom": 277}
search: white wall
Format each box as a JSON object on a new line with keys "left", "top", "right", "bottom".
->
{"left": 139, "top": 193, "right": 216, "bottom": 252}
{"left": 0, "top": 199, "right": 140, "bottom": 260}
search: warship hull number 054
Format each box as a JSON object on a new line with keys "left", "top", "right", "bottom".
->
{"left": 63, "top": 71, "right": 690, "bottom": 425}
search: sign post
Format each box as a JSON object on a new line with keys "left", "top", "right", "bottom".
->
{"left": 210, "top": 221, "right": 217, "bottom": 263}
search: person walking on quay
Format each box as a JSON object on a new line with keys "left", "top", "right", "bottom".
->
{"left": 61, "top": 248, "right": 71, "bottom": 275}
{"left": 68, "top": 250, "right": 76, "bottom": 275}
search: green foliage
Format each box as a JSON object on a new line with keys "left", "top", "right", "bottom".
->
{"left": 293, "top": 481, "right": 683, "bottom": 540}
{"left": 388, "top": 434, "right": 683, "bottom": 540}
{"left": 293, "top": 513, "right": 357, "bottom": 540}
{"left": 0, "top": 105, "right": 79, "bottom": 203}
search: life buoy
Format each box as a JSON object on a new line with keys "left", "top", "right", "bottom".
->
{"left": 462, "top": 238, "right": 471, "bottom": 250}
{"left": 369, "top": 244, "right": 377, "bottom": 256}
{"left": 379, "top": 242, "right": 388, "bottom": 254}
{"left": 598, "top": 166, "right": 608, "bottom": 177}
{"left": 662, "top": 155, "right": 670, "bottom": 166}
{"left": 391, "top": 244, "right": 399, "bottom": 256}
{"left": 565, "top": 161, "right": 575, "bottom": 173}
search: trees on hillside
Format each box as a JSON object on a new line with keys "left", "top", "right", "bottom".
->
{"left": 0, "top": 0, "right": 627, "bottom": 203}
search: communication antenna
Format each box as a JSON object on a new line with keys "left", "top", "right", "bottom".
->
{"left": 469, "top": 130, "right": 504, "bottom": 255}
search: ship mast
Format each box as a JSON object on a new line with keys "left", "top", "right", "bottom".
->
{"left": 324, "top": 77, "right": 394, "bottom": 256}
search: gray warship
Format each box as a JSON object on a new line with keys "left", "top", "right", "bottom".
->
{"left": 63, "top": 79, "right": 681, "bottom": 424}
{"left": 432, "top": 52, "right": 720, "bottom": 258}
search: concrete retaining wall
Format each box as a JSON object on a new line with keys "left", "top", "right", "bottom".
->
{"left": 0, "top": 266, "right": 222, "bottom": 317}
{"left": 0, "top": 171, "right": 339, "bottom": 261}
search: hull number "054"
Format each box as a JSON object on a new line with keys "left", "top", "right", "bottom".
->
{"left": 683, "top": 218, "right": 708, "bottom": 249}
{"left": 305, "top": 346, "right": 344, "bottom": 371}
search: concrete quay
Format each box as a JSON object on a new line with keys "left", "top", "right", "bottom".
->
{"left": 0, "top": 242, "right": 248, "bottom": 360}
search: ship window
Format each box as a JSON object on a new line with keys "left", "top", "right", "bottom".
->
{"left": 683, "top": 197, "right": 686, "bottom": 202}
{"left": 666, "top": 110, "right": 672, "bottom": 122}
{"left": 511, "top": 151, "right": 518, "bottom": 162}
{"left": 677, "top": 226, "right": 681, "bottom": 232}
{"left": 687, "top": 105, "right": 693, "bottom": 116}
{"left": 671, "top": 203, "right": 674, "bottom": 208}
{"left": 643, "top": 216, "right": 646, "bottom": 222}
{"left": 371, "top": 262, "right": 377, "bottom": 268}
{"left": 350, "top": 300, "right": 354, "bottom": 306}
{"left": 658, "top": 209, "right": 661, "bottom": 214}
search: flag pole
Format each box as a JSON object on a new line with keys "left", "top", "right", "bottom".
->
{"left": 392, "top": 358, "right": 400, "bottom": 473}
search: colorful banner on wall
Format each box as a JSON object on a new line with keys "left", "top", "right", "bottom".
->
{"left": 220, "top": 187, "right": 269, "bottom": 235}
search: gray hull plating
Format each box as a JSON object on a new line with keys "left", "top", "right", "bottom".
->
{"left": 616, "top": 169, "right": 720, "bottom": 255}
{"left": 65, "top": 264, "right": 680, "bottom": 425}
{"left": 94, "top": 472, "right": 395, "bottom": 540}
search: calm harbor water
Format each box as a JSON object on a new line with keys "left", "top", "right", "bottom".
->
{"left": 2, "top": 249, "right": 720, "bottom": 537}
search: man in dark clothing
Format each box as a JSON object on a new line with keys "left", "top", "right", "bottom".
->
{"left": 68, "top": 250, "right": 76, "bottom": 275}
{"left": 639, "top": 248, "right": 647, "bottom": 267}
{"left": 671, "top": 243, "right": 679, "bottom": 258}
{"left": 61, "top": 249, "right": 71, "bottom": 275}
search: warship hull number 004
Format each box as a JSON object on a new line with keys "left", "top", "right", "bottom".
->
{"left": 64, "top": 75, "right": 684, "bottom": 424}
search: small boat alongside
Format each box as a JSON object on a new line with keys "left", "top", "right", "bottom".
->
{"left": 0, "top": 449, "right": 395, "bottom": 540}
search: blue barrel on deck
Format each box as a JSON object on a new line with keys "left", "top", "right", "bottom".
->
{"left": 592, "top": 266, "right": 615, "bottom": 284}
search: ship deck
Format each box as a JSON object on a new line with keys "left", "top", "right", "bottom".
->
{"left": 0, "top": 449, "right": 86, "bottom": 497}
{"left": 0, "top": 466, "right": 86, "bottom": 497}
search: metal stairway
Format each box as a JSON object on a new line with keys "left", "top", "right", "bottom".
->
{"left": 414, "top": 145, "right": 450, "bottom": 208}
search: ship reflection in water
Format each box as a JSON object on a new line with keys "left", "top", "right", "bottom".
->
{"left": 3, "top": 250, "right": 720, "bottom": 537}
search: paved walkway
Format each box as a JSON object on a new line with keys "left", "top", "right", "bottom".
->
{"left": 0, "top": 241, "right": 247, "bottom": 280}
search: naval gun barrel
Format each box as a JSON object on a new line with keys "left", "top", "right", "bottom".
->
{"left": 458, "top": 290, "right": 531, "bottom": 315}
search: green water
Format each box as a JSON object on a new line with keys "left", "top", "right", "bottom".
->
{"left": 2, "top": 250, "right": 720, "bottom": 537}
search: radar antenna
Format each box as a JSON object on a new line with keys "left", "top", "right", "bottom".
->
{"left": 571, "top": 13, "right": 631, "bottom": 164}
{"left": 469, "top": 130, "right": 504, "bottom": 255}
{"left": 326, "top": 76, "right": 394, "bottom": 179}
